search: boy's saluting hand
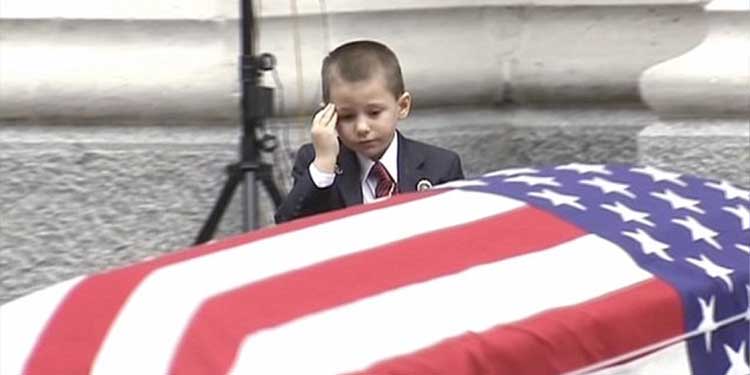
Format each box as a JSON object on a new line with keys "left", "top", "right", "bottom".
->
{"left": 311, "top": 103, "right": 339, "bottom": 174}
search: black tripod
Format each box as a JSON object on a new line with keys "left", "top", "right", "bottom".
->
{"left": 194, "top": 0, "right": 285, "bottom": 244}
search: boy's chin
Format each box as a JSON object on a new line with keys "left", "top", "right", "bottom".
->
{"left": 359, "top": 147, "right": 386, "bottom": 160}
{"left": 349, "top": 143, "right": 385, "bottom": 160}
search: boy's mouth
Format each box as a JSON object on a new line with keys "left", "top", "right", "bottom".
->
{"left": 358, "top": 139, "right": 378, "bottom": 146}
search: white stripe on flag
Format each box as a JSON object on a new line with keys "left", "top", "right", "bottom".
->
{"left": 228, "top": 234, "right": 654, "bottom": 374}
{"left": 0, "top": 276, "right": 85, "bottom": 375}
{"left": 586, "top": 341, "right": 691, "bottom": 375}
{"left": 91, "top": 190, "right": 525, "bottom": 375}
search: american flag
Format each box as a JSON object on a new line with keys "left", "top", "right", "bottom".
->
{"left": 1, "top": 163, "right": 748, "bottom": 375}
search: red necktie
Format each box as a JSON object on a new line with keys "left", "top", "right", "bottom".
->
{"left": 369, "top": 161, "right": 397, "bottom": 198}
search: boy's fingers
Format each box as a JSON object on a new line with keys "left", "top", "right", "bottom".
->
{"left": 312, "top": 103, "right": 330, "bottom": 127}
{"left": 329, "top": 112, "right": 338, "bottom": 129}
{"left": 324, "top": 108, "right": 337, "bottom": 128}
{"left": 312, "top": 108, "right": 324, "bottom": 127}
{"left": 320, "top": 104, "right": 336, "bottom": 127}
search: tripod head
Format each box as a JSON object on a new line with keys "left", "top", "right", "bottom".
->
{"left": 239, "top": 0, "right": 278, "bottom": 155}
{"left": 240, "top": 53, "right": 276, "bottom": 157}
{"left": 253, "top": 53, "right": 277, "bottom": 72}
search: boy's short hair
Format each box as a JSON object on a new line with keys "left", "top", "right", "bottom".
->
{"left": 321, "top": 40, "right": 405, "bottom": 102}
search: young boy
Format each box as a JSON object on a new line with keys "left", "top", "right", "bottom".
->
{"left": 274, "top": 40, "right": 464, "bottom": 224}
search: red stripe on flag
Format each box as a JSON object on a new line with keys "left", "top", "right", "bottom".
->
{"left": 169, "top": 206, "right": 586, "bottom": 375}
{"left": 357, "top": 279, "right": 684, "bottom": 375}
{"left": 23, "top": 191, "right": 438, "bottom": 374}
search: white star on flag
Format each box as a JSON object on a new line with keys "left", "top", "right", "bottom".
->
{"left": 673, "top": 216, "right": 722, "bottom": 250}
{"left": 555, "top": 163, "right": 612, "bottom": 175}
{"left": 504, "top": 175, "right": 561, "bottom": 187}
{"left": 631, "top": 166, "right": 688, "bottom": 187}
{"left": 434, "top": 180, "right": 489, "bottom": 189}
{"left": 602, "top": 201, "right": 655, "bottom": 227}
{"left": 706, "top": 180, "right": 750, "bottom": 202}
{"left": 697, "top": 296, "right": 717, "bottom": 352}
{"left": 737, "top": 244, "right": 750, "bottom": 254}
{"left": 686, "top": 254, "right": 735, "bottom": 291}
{"left": 527, "top": 189, "right": 587, "bottom": 210}
{"left": 723, "top": 204, "right": 750, "bottom": 230}
{"left": 651, "top": 189, "right": 705, "bottom": 214}
{"left": 723, "top": 342, "right": 750, "bottom": 375}
{"left": 483, "top": 168, "right": 540, "bottom": 177}
{"left": 580, "top": 177, "right": 636, "bottom": 199}
{"left": 622, "top": 228, "right": 673, "bottom": 261}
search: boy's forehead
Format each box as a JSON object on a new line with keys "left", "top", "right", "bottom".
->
{"left": 329, "top": 69, "right": 387, "bottom": 87}
{"left": 328, "top": 74, "right": 394, "bottom": 103}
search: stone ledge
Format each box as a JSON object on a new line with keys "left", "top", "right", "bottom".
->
{"left": 705, "top": 0, "right": 750, "bottom": 10}
{"left": 260, "top": 0, "right": 709, "bottom": 18}
{"left": 0, "top": 0, "right": 708, "bottom": 20}
{"left": 0, "top": 125, "right": 238, "bottom": 148}
{"left": 1, "top": 5, "right": 706, "bottom": 121}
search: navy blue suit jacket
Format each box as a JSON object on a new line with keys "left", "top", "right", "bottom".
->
{"left": 274, "top": 132, "right": 464, "bottom": 224}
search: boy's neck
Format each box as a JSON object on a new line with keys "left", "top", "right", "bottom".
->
{"left": 372, "top": 131, "right": 398, "bottom": 161}
{"left": 356, "top": 133, "right": 399, "bottom": 179}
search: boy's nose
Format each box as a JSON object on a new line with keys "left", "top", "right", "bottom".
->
{"left": 355, "top": 116, "right": 370, "bottom": 135}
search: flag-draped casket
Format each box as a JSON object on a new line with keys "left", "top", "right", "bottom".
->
{"left": 1, "top": 164, "right": 748, "bottom": 375}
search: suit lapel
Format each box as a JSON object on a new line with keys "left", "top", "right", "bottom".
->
{"left": 336, "top": 146, "right": 363, "bottom": 206}
{"left": 397, "top": 132, "right": 425, "bottom": 193}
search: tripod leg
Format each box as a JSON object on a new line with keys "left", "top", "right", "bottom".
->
{"left": 194, "top": 167, "right": 242, "bottom": 245}
{"left": 259, "top": 164, "right": 284, "bottom": 208}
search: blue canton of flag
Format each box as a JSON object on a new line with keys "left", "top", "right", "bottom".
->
{"left": 458, "top": 163, "right": 750, "bottom": 375}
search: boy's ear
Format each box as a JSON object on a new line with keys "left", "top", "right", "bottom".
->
{"left": 397, "top": 92, "right": 412, "bottom": 120}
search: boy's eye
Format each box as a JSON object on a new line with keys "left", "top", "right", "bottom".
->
{"left": 338, "top": 114, "right": 355, "bottom": 122}
{"left": 368, "top": 110, "right": 382, "bottom": 117}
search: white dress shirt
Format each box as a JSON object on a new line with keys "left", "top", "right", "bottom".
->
{"left": 308, "top": 135, "right": 399, "bottom": 204}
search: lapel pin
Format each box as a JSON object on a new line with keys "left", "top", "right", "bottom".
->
{"left": 416, "top": 179, "right": 433, "bottom": 191}
{"left": 334, "top": 164, "right": 343, "bottom": 175}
